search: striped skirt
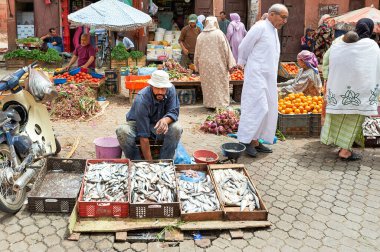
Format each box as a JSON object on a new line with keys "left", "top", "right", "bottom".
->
{"left": 321, "top": 114, "right": 365, "bottom": 150}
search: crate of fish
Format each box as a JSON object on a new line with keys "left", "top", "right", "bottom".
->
{"left": 176, "top": 164, "right": 224, "bottom": 221}
{"left": 129, "top": 160, "right": 180, "bottom": 218}
{"left": 77, "top": 159, "right": 130, "bottom": 218}
{"left": 28, "top": 158, "right": 86, "bottom": 213}
{"left": 209, "top": 164, "right": 268, "bottom": 221}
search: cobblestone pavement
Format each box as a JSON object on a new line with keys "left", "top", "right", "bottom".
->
{"left": 0, "top": 94, "right": 379, "bottom": 252}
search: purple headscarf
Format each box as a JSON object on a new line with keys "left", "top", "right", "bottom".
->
{"left": 230, "top": 13, "right": 242, "bottom": 31}
{"left": 297, "top": 50, "right": 319, "bottom": 73}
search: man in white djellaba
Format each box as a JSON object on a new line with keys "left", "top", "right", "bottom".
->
{"left": 237, "top": 4, "right": 288, "bottom": 157}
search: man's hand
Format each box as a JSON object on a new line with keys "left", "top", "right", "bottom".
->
{"left": 183, "top": 48, "right": 189, "bottom": 55}
{"left": 154, "top": 118, "right": 169, "bottom": 135}
{"left": 52, "top": 42, "right": 57, "bottom": 46}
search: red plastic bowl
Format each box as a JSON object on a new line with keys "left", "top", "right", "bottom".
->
{"left": 193, "top": 150, "right": 219, "bottom": 164}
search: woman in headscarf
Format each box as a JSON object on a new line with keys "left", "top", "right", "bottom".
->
{"left": 313, "top": 14, "right": 334, "bottom": 63}
{"left": 278, "top": 50, "right": 322, "bottom": 96}
{"left": 320, "top": 19, "right": 380, "bottom": 161}
{"left": 194, "top": 17, "right": 236, "bottom": 109}
{"left": 197, "top": 15, "right": 205, "bottom": 31}
{"left": 301, "top": 28, "right": 315, "bottom": 51}
{"left": 356, "top": 18, "right": 374, "bottom": 39}
{"left": 226, "top": 13, "right": 247, "bottom": 62}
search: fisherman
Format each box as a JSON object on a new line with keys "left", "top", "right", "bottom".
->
{"left": 116, "top": 70, "right": 182, "bottom": 160}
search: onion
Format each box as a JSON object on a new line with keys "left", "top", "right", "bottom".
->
{"left": 218, "top": 126, "right": 226, "bottom": 134}
{"left": 211, "top": 123, "right": 217, "bottom": 129}
{"left": 215, "top": 118, "right": 221, "bottom": 125}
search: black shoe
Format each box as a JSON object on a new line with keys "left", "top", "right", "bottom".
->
{"left": 240, "top": 142, "right": 257, "bottom": 157}
{"left": 255, "top": 143, "right": 273, "bottom": 153}
{"left": 340, "top": 152, "right": 361, "bottom": 161}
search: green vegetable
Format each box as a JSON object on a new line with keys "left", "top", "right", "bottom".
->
{"left": 111, "top": 44, "right": 130, "bottom": 61}
{"left": 130, "top": 50, "right": 144, "bottom": 60}
{"left": 4, "top": 48, "right": 62, "bottom": 63}
{"left": 16, "top": 37, "right": 42, "bottom": 44}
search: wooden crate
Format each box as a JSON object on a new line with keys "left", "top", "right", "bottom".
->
{"left": 111, "top": 59, "right": 128, "bottom": 69}
{"left": 176, "top": 164, "right": 224, "bottom": 221}
{"left": 278, "top": 62, "right": 299, "bottom": 79}
{"left": 209, "top": 164, "right": 269, "bottom": 221}
{"left": 128, "top": 56, "right": 146, "bottom": 67}
{"left": 5, "top": 58, "right": 25, "bottom": 69}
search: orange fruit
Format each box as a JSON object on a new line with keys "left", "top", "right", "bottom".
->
{"left": 312, "top": 109, "right": 318, "bottom": 114}
{"left": 285, "top": 108, "right": 292, "bottom": 114}
{"left": 284, "top": 97, "right": 290, "bottom": 101}
{"left": 299, "top": 106, "right": 304, "bottom": 111}
{"left": 299, "top": 92, "right": 304, "bottom": 96}
{"left": 295, "top": 93, "right": 300, "bottom": 98}
{"left": 312, "top": 96, "right": 318, "bottom": 102}
{"left": 305, "top": 106, "right": 311, "bottom": 112}
{"left": 286, "top": 103, "right": 293, "bottom": 108}
{"left": 281, "top": 110, "right": 286, "bottom": 114}
{"left": 288, "top": 94, "right": 295, "bottom": 100}
{"left": 279, "top": 99, "right": 284, "bottom": 103}
{"left": 294, "top": 109, "right": 301, "bottom": 114}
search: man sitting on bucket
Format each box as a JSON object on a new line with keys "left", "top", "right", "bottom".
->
{"left": 116, "top": 70, "right": 182, "bottom": 160}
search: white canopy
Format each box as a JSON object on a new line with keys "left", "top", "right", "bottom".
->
{"left": 68, "top": 0, "right": 152, "bottom": 31}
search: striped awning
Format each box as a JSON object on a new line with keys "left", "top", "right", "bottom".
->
{"left": 68, "top": 0, "right": 152, "bottom": 31}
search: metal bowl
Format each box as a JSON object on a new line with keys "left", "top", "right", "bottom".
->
{"left": 221, "top": 142, "right": 246, "bottom": 160}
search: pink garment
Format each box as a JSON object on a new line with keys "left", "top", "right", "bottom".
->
{"left": 227, "top": 13, "right": 247, "bottom": 62}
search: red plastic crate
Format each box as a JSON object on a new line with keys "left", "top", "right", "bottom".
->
{"left": 77, "top": 159, "right": 130, "bottom": 218}
{"left": 125, "top": 75, "right": 150, "bottom": 90}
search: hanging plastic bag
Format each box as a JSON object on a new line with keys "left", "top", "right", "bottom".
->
{"left": 174, "top": 142, "right": 192, "bottom": 164}
{"left": 27, "top": 68, "right": 57, "bottom": 101}
{"left": 149, "top": 0, "right": 158, "bottom": 16}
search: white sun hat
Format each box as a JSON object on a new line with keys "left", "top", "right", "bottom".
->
{"left": 148, "top": 70, "right": 173, "bottom": 88}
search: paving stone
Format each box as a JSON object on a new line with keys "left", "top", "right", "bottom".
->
{"left": 243, "top": 246, "right": 257, "bottom": 252}
{"left": 203, "top": 246, "right": 223, "bottom": 252}
{"left": 148, "top": 242, "right": 165, "bottom": 251}
{"left": 195, "top": 239, "right": 211, "bottom": 249}
{"left": 0, "top": 240, "right": 9, "bottom": 250}
{"left": 79, "top": 238, "right": 96, "bottom": 251}
{"left": 230, "top": 239, "right": 248, "bottom": 249}
{"left": 22, "top": 225, "right": 39, "bottom": 236}
{"left": 288, "top": 228, "right": 307, "bottom": 239}
{"left": 4, "top": 223, "right": 22, "bottom": 234}
{"left": 9, "top": 240, "right": 28, "bottom": 252}
{"left": 212, "top": 238, "right": 230, "bottom": 249}
{"left": 248, "top": 237, "right": 266, "bottom": 249}
{"left": 303, "top": 237, "right": 322, "bottom": 249}
{"left": 131, "top": 242, "right": 148, "bottom": 252}
{"left": 7, "top": 232, "right": 25, "bottom": 243}
{"left": 18, "top": 217, "right": 35, "bottom": 227}
{"left": 47, "top": 245, "right": 65, "bottom": 252}
{"left": 276, "top": 220, "right": 292, "bottom": 232}
{"left": 331, "top": 206, "right": 347, "bottom": 216}
{"left": 280, "top": 245, "right": 299, "bottom": 252}
{"left": 44, "top": 234, "right": 61, "bottom": 247}
{"left": 360, "top": 227, "right": 379, "bottom": 240}
{"left": 28, "top": 242, "right": 48, "bottom": 252}
{"left": 284, "top": 237, "right": 303, "bottom": 249}
{"left": 61, "top": 240, "right": 77, "bottom": 249}
{"left": 224, "top": 246, "right": 241, "bottom": 252}
{"left": 38, "top": 226, "right": 56, "bottom": 237}
{"left": 179, "top": 240, "right": 195, "bottom": 252}
{"left": 35, "top": 218, "right": 51, "bottom": 228}
{"left": 25, "top": 233, "right": 43, "bottom": 245}
{"left": 114, "top": 241, "right": 131, "bottom": 251}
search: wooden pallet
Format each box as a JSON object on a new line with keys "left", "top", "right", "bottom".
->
{"left": 68, "top": 203, "right": 271, "bottom": 242}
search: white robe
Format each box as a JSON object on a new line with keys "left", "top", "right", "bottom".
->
{"left": 237, "top": 19, "right": 280, "bottom": 144}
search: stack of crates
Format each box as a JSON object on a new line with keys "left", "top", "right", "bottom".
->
{"left": 105, "top": 70, "right": 118, "bottom": 94}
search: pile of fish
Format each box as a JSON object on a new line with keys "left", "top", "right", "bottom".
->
{"left": 363, "top": 117, "right": 380, "bottom": 136}
{"left": 82, "top": 162, "right": 129, "bottom": 202}
{"left": 130, "top": 162, "right": 177, "bottom": 203}
{"left": 178, "top": 170, "right": 221, "bottom": 213}
{"left": 212, "top": 169, "right": 260, "bottom": 211}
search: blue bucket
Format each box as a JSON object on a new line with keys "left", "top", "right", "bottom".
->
{"left": 53, "top": 78, "right": 67, "bottom": 85}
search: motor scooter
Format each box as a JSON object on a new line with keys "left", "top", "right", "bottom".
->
{"left": 0, "top": 63, "right": 60, "bottom": 213}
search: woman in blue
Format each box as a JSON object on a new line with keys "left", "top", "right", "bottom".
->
{"left": 197, "top": 15, "right": 205, "bottom": 31}
{"left": 300, "top": 28, "right": 315, "bottom": 52}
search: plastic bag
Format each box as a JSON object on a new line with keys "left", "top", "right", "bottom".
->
{"left": 149, "top": 0, "right": 158, "bottom": 16}
{"left": 28, "top": 68, "right": 57, "bottom": 101}
{"left": 138, "top": 67, "right": 157, "bottom": 76}
{"left": 174, "top": 142, "right": 192, "bottom": 164}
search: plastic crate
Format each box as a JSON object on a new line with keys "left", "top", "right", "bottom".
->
{"left": 310, "top": 114, "right": 322, "bottom": 137}
{"left": 105, "top": 70, "right": 118, "bottom": 81}
{"left": 28, "top": 158, "right": 86, "bottom": 213}
{"left": 176, "top": 89, "right": 196, "bottom": 105}
{"left": 77, "top": 159, "right": 130, "bottom": 218}
{"left": 129, "top": 160, "right": 180, "bottom": 218}
{"left": 277, "top": 113, "right": 310, "bottom": 137}
{"left": 125, "top": 75, "right": 150, "bottom": 90}
{"left": 278, "top": 62, "right": 299, "bottom": 79}
{"left": 136, "top": 139, "right": 163, "bottom": 160}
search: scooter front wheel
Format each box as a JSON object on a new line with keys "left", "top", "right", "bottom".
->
{"left": 0, "top": 144, "right": 26, "bottom": 213}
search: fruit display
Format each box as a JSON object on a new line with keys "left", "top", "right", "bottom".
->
{"left": 53, "top": 72, "right": 103, "bottom": 84}
{"left": 229, "top": 66, "right": 244, "bottom": 80}
{"left": 200, "top": 109, "right": 240, "bottom": 135}
{"left": 281, "top": 63, "right": 299, "bottom": 75}
{"left": 278, "top": 93, "right": 323, "bottom": 114}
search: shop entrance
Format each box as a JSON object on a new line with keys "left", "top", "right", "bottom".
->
{"left": 154, "top": 0, "right": 195, "bottom": 31}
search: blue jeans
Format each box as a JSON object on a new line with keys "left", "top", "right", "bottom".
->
{"left": 47, "top": 43, "right": 62, "bottom": 52}
{"left": 116, "top": 121, "right": 182, "bottom": 160}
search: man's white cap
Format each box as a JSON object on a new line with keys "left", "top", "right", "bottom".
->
{"left": 148, "top": 70, "right": 173, "bottom": 88}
